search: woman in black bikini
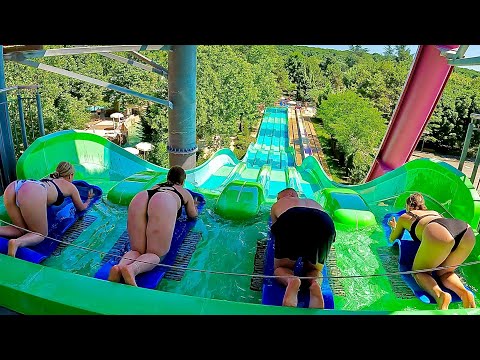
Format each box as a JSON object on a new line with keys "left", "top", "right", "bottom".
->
{"left": 0, "top": 161, "right": 94, "bottom": 257}
{"left": 108, "top": 165, "right": 198, "bottom": 286}
{"left": 388, "top": 192, "right": 476, "bottom": 310}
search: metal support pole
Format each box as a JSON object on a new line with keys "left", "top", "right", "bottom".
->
{"left": 471, "top": 142, "right": 480, "bottom": 184}
{"left": 0, "top": 45, "right": 17, "bottom": 184}
{"left": 36, "top": 90, "right": 45, "bottom": 136}
{"left": 17, "top": 93, "right": 28, "bottom": 149}
{"left": 458, "top": 122, "right": 474, "bottom": 171}
{"left": 167, "top": 45, "right": 197, "bottom": 169}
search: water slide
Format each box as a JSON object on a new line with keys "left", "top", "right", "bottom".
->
{"left": 366, "top": 45, "right": 459, "bottom": 182}
{"left": 1, "top": 105, "right": 480, "bottom": 315}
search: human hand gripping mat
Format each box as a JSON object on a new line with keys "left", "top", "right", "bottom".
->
{"left": 382, "top": 210, "right": 473, "bottom": 304}
{"left": 94, "top": 190, "right": 206, "bottom": 289}
{"left": 0, "top": 180, "right": 102, "bottom": 263}
{"left": 261, "top": 219, "right": 334, "bottom": 309}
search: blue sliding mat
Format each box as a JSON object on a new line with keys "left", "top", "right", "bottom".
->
{"left": 0, "top": 180, "right": 102, "bottom": 263}
{"left": 261, "top": 220, "right": 335, "bottom": 309}
{"left": 382, "top": 210, "right": 472, "bottom": 304}
{"left": 94, "top": 189, "right": 205, "bottom": 289}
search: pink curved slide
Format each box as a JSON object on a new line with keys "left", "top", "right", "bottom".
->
{"left": 365, "top": 45, "right": 459, "bottom": 182}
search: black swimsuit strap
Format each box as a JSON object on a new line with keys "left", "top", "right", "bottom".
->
{"left": 156, "top": 183, "right": 185, "bottom": 205}
{"left": 407, "top": 211, "right": 440, "bottom": 236}
{"left": 145, "top": 183, "right": 185, "bottom": 220}
{"left": 40, "top": 178, "right": 65, "bottom": 205}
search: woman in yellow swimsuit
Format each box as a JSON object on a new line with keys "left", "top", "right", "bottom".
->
{"left": 389, "top": 192, "right": 476, "bottom": 310}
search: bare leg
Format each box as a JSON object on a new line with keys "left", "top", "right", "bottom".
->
{"left": 305, "top": 266, "right": 324, "bottom": 309}
{"left": 0, "top": 182, "right": 27, "bottom": 238}
{"left": 127, "top": 193, "right": 148, "bottom": 251}
{"left": 436, "top": 227, "right": 476, "bottom": 308}
{"left": 308, "top": 281, "right": 324, "bottom": 309}
{"left": 121, "top": 253, "right": 160, "bottom": 287}
{"left": 0, "top": 226, "right": 25, "bottom": 238}
{"left": 439, "top": 272, "right": 476, "bottom": 308}
{"left": 111, "top": 191, "right": 149, "bottom": 284}
{"left": 107, "top": 265, "right": 122, "bottom": 283}
{"left": 274, "top": 265, "right": 300, "bottom": 307}
{"left": 413, "top": 223, "right": 455, "bottom": 310}
{"left": 119, "top": 192, "right": 177, "bottom": 287}
{"left": 283, "top": 276, "right": 301, "bottom": 307}
{"left": 413, "top": 273, "right": 451, "bottom": 310}
{"left": 8, "top": 184, "right": 48, "bottom": 258}
{"left": 108, "top": 250, "right": 141, "bottom": 282}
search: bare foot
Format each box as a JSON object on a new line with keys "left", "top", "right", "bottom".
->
{"left": 8, "top": 239, "right": 19, "bottom": 258}
{"left": 108, "top": 265, "right": 122, "bottom": 283}
{"left": 438, "top": 291, "right": 452, "bottom": 310}
{"left": 120, "top": 264, "right": 138, "bottom": 287}
{"left": 309, "top": 281, "right": 325, "bottom": 309}
{"left": 282, "top": 277, "right": 301, "bottom": 307}
{"left": 460, "top": 290, "right": 476, "bottom": 308}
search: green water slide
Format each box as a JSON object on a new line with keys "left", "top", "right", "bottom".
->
{"left": 1, "top": 106, "right": 480, "bottom": 315}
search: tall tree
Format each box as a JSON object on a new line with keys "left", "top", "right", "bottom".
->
{"left": 395, "top": 45, "right": 413, "bottom": 62}
{"left": 383, "top": 45, "right": 396, "bottom": 59}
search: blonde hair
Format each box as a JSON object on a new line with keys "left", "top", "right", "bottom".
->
{"left": 406, "top": 192, "right": 427, "bottom": 210}
{"left": 49, "top": 161, "right": 74, "bottom": 179}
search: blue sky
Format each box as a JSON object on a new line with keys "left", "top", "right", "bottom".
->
{"left": 308, "top": 45, "right": 480, "bottom": 71}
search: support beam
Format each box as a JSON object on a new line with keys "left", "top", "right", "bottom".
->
{"left": 458, "top": 123, "right": 474, "bottom": 171}
{"left": 454, "top": 45, "right": 470, "bottom": 59}
{"left": 0, "top": 85, "right": 39, "bottom": 94}
{"left": 36, "top": 91, "right": 45, "bottom": 136}
{"left": 98, "top": 52, "right": 168, "bottom": 78}
{"left": 0, "top": 46, "right": 18, "bottom": 184}
{"left": 168, "top": 46, "right": 197, "bottom": 169}
{"left": 448, "top": 55, "right": 480, "bottom": 67}
{"left": 15, "top": 59, "right": 173, "bottom": 108}
{"left": 2, "top": 45, "right": 44, "bottom": 54}
{"left": 17, "top": 92, "right": 28, "bottom": 149}
{"left": 129, "top": 51, "right": 168, "bottom": 74}
{"left": 3, "top": 45, "right": 172, "bottom": 61}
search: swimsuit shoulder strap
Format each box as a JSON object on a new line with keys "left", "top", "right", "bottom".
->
{"left": 157, "top": 182, "right": 185, "bottom": 205}
{"left": 417, "top": 213, "right": 440, "bottom": 220}
{"left": 406, "top": 211, "right": 417, "bottom": 218}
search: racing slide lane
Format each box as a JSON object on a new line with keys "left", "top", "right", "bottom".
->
{"left": 2, "top": 112, "right": 480, "bottom": 314}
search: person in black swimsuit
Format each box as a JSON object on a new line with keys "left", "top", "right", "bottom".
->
{"left": 0, "top": 161, "right": 94, "bottom": 257}
{"left": 108, "top": 165, "right": 198, "bottom": 286}
{"left": 388, "top": 192, "right": 476, "bottom": 310}
{"left": 270, "top": 188, "right": 336, "bottom": 309}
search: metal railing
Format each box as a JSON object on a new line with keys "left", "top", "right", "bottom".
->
{"left": 0, "top": 85, "right": 43, "bottom": 193}
{"left": 458, "top": 113, "right": 480, "bottom": 187}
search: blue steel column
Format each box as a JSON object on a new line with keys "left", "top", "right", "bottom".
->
{"left": 0, "top": 46, "right": 17, "bottom": 184}
{"left": 167, "top": 46, "right": 198, "bottom": 169}
{"left": 36, "top": 90, "right": 45, "bottom": 136}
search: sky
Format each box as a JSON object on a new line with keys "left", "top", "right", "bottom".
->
{"left": 307, "top": 45, "right": 480, "bottom": 71}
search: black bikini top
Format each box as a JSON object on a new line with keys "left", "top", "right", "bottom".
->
{"left": 146, "top": 182, "right": 186, "bottom": 219}
{"left": 40, "top": 178, "right": 65, "bottom": 206}
{"left": 406, "top": 211, "right": 439, "bottom": 241}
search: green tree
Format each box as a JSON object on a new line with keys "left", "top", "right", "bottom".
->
{"left": 318, "top": 91, "right": 386, "bottom": 182}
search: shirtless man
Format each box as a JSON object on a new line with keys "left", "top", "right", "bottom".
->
{"left": 270, "top": 188, "right": 336, "bottom": 308}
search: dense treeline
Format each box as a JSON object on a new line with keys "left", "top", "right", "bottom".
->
{"left": 280, "top": 45, "right": 480, "bottom": 152}
{"left": 4, "top": 45, "right": 480, "bottom": 183}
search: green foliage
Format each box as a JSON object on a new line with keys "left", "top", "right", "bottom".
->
{"left": 5, "top": 44, "right": 480, "bottom": 174}
{"left": 318, "top": 91, "right": 386, "bottom": 182}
